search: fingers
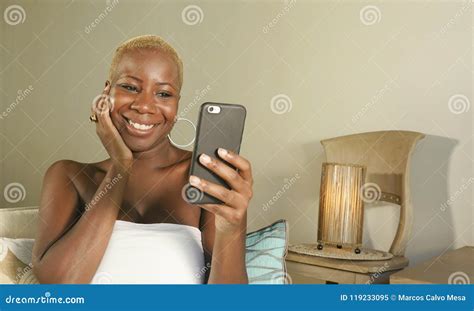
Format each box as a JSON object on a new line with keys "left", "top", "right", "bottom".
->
{"left": 217, "top": 148, "right": 253, "bottom": 184}
{"left": 189, "top": 175, "right": 246, "bottom": 207}
{"left": 198, "top": 153, "right": 247, "bottom": 194}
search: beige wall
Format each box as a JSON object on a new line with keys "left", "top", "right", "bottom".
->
{"left": 0, "top": 0, "right": 472, "bottom": 265}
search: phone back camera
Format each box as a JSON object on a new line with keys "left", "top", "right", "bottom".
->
{"left": 207, "top": 105, "right": 221, "bottom": 114}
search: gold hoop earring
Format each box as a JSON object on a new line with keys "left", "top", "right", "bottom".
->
{"left": 167, "top": 117, "right": 196, "bottom": 148}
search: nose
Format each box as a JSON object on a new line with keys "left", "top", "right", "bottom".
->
{"left": 130, "top": 91, "right": 156, "bottom": 114}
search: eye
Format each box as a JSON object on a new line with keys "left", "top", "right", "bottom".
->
{"left": 156, "top": 92, "right": 171, "bottom": 98}
{"left": 119, "top": 84, "right": 138, "bottom": 92}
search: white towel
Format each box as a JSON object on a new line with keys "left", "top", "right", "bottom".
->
{"left": 91, "top": 220, "right": 206, "bottom": 284}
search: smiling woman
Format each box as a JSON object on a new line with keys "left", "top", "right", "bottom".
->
{"left": 30, "top": 35, "right": 252, "bottom": 284}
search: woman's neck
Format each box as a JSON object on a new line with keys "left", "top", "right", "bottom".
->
{"left": 130, "top": 138, "right": 189, "bottom": 170}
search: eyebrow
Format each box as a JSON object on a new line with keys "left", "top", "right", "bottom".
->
{"left": 120, "top": 75, "right": 177, "bottom": 90}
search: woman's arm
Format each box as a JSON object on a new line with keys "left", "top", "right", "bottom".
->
{"left": 33, "top": 83, "right": 134, "bottom": 283}
{"left": 32, "top": 161, "right": 130, "bottom": 283}
{"left": 201, "top": 210, "right": 248, "bottom": 284}
{"left": 191, "top": 148, "right": 253, "bottom": 284}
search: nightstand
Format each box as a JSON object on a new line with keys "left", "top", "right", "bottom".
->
{"left": 286, "top": 249, "right": 408, "bottom": 284}
{"left": 390, "top": 246, "right": 473, "bottom": 284}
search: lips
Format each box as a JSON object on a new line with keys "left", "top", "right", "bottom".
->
{"left": 123, "top": 116, "right": 160, "bottom": 137}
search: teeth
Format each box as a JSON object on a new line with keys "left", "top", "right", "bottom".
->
{"left": 128, "top": 119, "right": 154, "bottom": 130}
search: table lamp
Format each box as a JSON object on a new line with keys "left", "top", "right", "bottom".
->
{"left": 317, "top": 162, "right": 366, "bottom": 254}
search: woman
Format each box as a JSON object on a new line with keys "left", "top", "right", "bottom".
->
{"left": 31, "top": 35, "right": 253, "bottom": 284}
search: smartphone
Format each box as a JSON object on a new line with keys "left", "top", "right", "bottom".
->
{"left": 184, "top": 102, "right": 247, "bottom": 205}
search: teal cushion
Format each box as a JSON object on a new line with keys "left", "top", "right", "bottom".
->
{"left": 245, "top": 219, "right": 289, "bottom": 284}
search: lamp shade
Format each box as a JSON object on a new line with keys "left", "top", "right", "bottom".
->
{"left": 318, "top": 162, "right": 366, "bottom": 248}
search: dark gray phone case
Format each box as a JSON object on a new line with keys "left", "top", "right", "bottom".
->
{"left": 185, "top": 102, "right": 247, "bottom": 205}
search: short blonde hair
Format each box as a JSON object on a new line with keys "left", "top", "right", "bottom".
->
{"left": 108, "top": 35, "right": 183, "bottom": 90}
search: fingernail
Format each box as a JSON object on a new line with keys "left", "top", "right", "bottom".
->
{"left": 218, "top": 148, "right": 228, "bottom": 157}
{"left": 189, "top": 175, "right": 200, "bottom": 186}
{"left": 200, "top": 153, "right": 211, "bottom": 164}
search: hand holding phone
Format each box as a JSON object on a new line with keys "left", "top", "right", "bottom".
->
{"left": 184, "top": 102, "right": 247, "bottom": 205}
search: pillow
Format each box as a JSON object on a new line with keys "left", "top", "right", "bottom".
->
{"left": 245, "top": 219, "right": 289, "bottom": 284}
{"left": 0, "top": 238, "right": 39, "bottom": 284}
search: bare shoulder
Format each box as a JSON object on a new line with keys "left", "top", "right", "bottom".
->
{"left": 44, "top": 159, "right": 106, "bottom": 181}
{"left": 44, "top": 159, "right": 109, "bottom": 200}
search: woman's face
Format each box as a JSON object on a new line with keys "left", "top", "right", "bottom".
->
{"left": 108, "top": 49, "right": 181, "bottom": 152}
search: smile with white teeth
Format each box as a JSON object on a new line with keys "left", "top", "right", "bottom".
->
{"left": 127, "top": 118, "right": 156, "bottom": 131}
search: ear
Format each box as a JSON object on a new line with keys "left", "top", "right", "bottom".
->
{"left": 105, "top": 80, "right": 111, "bottom": 87}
